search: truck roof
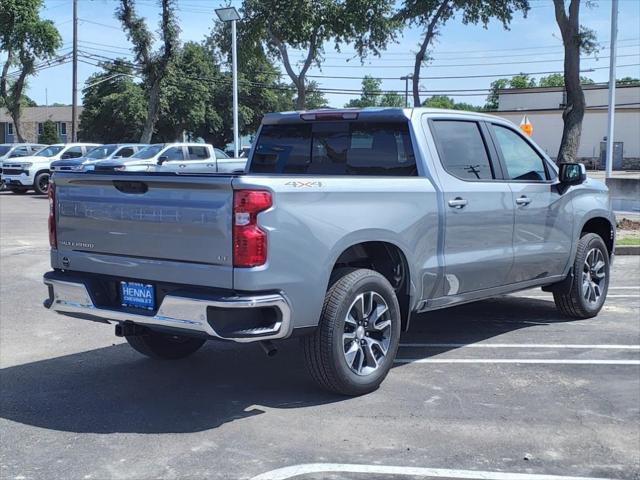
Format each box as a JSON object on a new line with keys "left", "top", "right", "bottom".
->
{"left": 262, "top": 107, "right": 500, "bottom": 125}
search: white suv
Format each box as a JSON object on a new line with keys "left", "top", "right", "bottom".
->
{"left": 2, "top": 143, "right": 100, "bottom": 194}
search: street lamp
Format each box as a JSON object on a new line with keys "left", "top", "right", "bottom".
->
{"left": 215, "top": 6, "right": 241, "bottom": 158}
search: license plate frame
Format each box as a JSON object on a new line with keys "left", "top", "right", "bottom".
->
{"left": 120, "top": 281, "right": 155, "bottom": 311}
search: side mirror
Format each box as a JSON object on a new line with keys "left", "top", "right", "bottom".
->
{"left": 157, "top": 155, "right": 168, "bottom": 165}
{"left": 559, "top": 162, "right": 586, "bottom": 185}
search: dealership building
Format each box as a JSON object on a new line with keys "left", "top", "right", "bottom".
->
{"left": 494, "top": 83, "right": 640, "bottom": 170}
{"left": 0, "top": 106, "right": 79, "bottom": 144}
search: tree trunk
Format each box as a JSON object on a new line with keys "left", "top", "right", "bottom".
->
{"left": 412, "top": 0, "right": 450, "bottom": 107}
{"left": 140, "top": 76, "right": 162, "bottom": 143}
{"left": 269, "top": 28, "right": 317, "bottom": 111}
{"left": 11, "top": 107, "right": 25, "bottom": 143}
{"left": 553, "top": 0, "right": 584, "bottom": 164}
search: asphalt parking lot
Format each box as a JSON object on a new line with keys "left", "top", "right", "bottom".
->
{"left": 1, "top": 191, "right": 639, "bottom": 480}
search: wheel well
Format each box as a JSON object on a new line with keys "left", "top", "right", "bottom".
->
{"left": 581, "top": 217, "right": 614, "bottom": 255}
{"left": 332, "top": 241, "right": 411, "bottom": 331}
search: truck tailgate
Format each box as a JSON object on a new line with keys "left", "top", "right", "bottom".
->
{"left": 53, "top": 173, "right": 234, "bottom": 288}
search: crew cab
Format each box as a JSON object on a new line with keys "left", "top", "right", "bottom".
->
{"left": 50, "top": 144, "right": 147, "bottom": 172}
{"left": 43, "top": 108, "right": 615, "bottom": 395}
{"left": 3, "top": 143, "right": 100, "bottom": 194}
{"left": 94, "top": 143, "right": 246, "bottom": 173}
{"left": 0, "top": 143, "right": 46, "bottom": 190}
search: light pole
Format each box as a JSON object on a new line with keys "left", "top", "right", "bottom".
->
{"left": 605, "top": 0, "right": 618, "bottom": 178}
{"left": 215, "top": 6, "right": 241, "bottom": 158}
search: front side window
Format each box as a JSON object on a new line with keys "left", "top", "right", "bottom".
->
{"left": 251, "top": 121, "right": 416, "bottom": 176}
{"left": 188, "top": 146, "right": 210, "bottom": 160}
{"left": 132, "top": 145, "right": 164, "bottom": 159}
{"left": 492, "top": 125, "right": 548, "bottom": 181}
{"left": 86, "top": 145, "right": 117, "bottom": 159}
{"left": 62, "top": 146, "right": 83, "bottom": 159}
{"left": 163, "top": 147, "right": 185, "bottom": 161}
{"left": 10, "top": 147, "right": 29, "bottom": 157}
{"left": 117, "top": 147, "right": 135, "bottom": 158}
{"left": 430, "top": 120, "right": 494, "bottom": 181}
{"left": 0, "top": 146, "right": 11, "bottom": 156}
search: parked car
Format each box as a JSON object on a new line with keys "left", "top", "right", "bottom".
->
{"left": 94, "top": 143, "right": 246, "bottom": 173}
{"left": 3, "top": 143, "right": 101, "bottom": 194}
{"left": 43, "top": 108, "right": 615, "bottom": 395}
{"left": 0, "top": 143, "right": 46, "bottom": 190}
{"left": 50, "top": 144, "right": 147, "bottom": 172}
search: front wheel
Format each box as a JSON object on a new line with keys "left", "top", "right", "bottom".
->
{"left": 302, "top": 268, "right": 401, "bottom": 396}
{"left": 554, "top": 233, "right": 610, "bottom": 319}
{"left": 125, "top": 330, "right": 206, "bottom": 359}
{"left": 33, "top": 172, "right": 50, "bottom": 195}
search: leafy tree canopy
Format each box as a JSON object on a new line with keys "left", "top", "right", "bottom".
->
{"left": 423, "top": 95, "right": 479, "bottom": 111}
{"left": 345, "top": 76, "right": 405, "bottom": 108}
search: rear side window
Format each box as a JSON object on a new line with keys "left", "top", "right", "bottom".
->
{"left": 430, "top": 120, "right": 494, "bottom": 181}
{"left": 188, "top": 146, "right": 210, "bottom": 160}
{"left": 250, "top": 121, "right": 416, "bottom": 176}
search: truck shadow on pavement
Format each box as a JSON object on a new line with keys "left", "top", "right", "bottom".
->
{"left": 0, "top": 295, "right": 583, "bottom": 434}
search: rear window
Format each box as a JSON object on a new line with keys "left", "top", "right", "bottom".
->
{"left": 250, "top": 121, "right": 416, "bottom": 176}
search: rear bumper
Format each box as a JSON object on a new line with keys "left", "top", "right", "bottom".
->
{"left": 43, "top": 272, "right": 292, "bottom": 343}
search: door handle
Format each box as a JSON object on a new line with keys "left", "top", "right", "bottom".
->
{"left": 448, "top": 197, "right": 468, "bottom": 209}
{"left": 516, "top": 195, "right": 532, "bottom": 206}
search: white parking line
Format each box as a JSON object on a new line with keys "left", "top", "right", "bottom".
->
{"left": 608, "top": 286, "right": 640, "bottom": 289}
{"left": 394, "top": 359, "right": 640, "bottom": 365}
{"left": 251, "top": 463, "right": 614, "bottom": 480}
{"left": 516, "top": 295, "right": 639, "bottom": 299}
{"left": 399, "top": 343, "right": 640, "bottom": 349}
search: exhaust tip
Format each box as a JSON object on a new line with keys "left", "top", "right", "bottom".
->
{"left": 259, "top": 340, "right": 278, "bottom": 357}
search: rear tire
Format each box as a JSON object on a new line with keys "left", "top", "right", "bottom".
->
{"left": 33, "top": 172, "right": 50, "bottom": 195}
{"left": 553, "top": 233, "right": 610, "bottom": 319}
{"left": 302, "top": 268, "right": 401, "bottom": 396}
{"left": 125, "top": 330, "right": 206, "bottom": 359}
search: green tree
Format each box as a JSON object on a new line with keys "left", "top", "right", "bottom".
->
{"left": 345, "top": 76, "right": 405, "bottom": 108}
{"left": 242, "top": 0, "right": 398, "bottom": 109}
{"left": 299, "top": 81, "right": 329, "bottom": 110}
{"left": 509, "top": 73, "right": 536, "bottom": 89}
{"left": 116, "top": 0, "right": 179, "bottom": 143}
{"left": 397, "top": 0, "right": 529, "bottom": 107}
{"left": 552, "top": 0, "right": 598, "bottom": 163}
{"left": 0, "top": 0, "right": 61, "bottom": 142}
{"left": 538, "top": 73, "right": 594, "bottom": 87}
{"left": 39, "top": 119, "right": 58, "bottom": 144}
{"left": 617, "top": 77, "right": 640, "bottom": 86}
{"left": 423, "top": 95, "right": 479, "bottom": 111}
{"left": 79, "top": 60, "right": 146, "bottom": 142}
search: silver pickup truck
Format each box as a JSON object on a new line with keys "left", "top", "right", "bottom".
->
{"left": 43, "top": 108, "right": 615, "bottom": 395}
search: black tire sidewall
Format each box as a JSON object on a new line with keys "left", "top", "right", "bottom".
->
{"left": 34, "top": 172, "right": 50, "bottom": 195}
{"left": 573, "top": 234, "right": 610, "bottom": 315}
{"left": 329, "top": 272, "right": 401, "bottom": 392}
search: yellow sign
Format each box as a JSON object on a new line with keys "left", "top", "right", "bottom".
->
{"left": 519, "top": 115, "right": 533, "bottom": 136}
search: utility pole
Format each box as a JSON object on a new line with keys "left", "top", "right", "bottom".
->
{"left": 400, "top": 75, "right": 412, "bottom": 108}
{"left": 71, "top": 0, "right": 78, "bottom": 142}
{"left": 231, "top": 18, "right": 239, "bottom": 158}
{"left": 605, "top": 0, "right": 618, "bottom": 178}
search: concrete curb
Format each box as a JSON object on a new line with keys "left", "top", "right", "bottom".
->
{"left": 616, "top": 245, "right": 640, "bottom": 255}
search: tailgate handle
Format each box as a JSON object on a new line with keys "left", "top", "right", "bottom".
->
{"left": 113, "top": 180, "right": 148, "bottom": 194}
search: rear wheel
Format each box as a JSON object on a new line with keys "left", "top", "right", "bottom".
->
{"left": 302, "top": 268, "right": 401, "bottom": 396}
{"left": 125, "top": 330, "right": 206, "bottom": 359}
{"left": 553, "top": 233, "right": 610, "bottom": 319}
{"left": 33, "top": 172, "right": 50, "bottom": 195}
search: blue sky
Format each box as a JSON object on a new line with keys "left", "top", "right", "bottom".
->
{"left": 11, "top": 0, "right": 640, "bottom": 108}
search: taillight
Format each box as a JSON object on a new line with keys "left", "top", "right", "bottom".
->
{"left": 233, "top": 190, "right": 272, "bottom": 267}
{"left": 48, "top": 181, "right": 57, "bottom": 248}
